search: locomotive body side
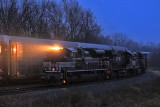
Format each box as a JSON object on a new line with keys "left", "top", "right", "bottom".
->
{"left": 42, "top": 44, "right": 148, "bottom": 84}
{"left": 42, "top": 44, "right": 112, "bottom": 84}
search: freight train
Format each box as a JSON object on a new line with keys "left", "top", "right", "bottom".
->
{"left": 42, "top": 43, "right": 147, "bottom": 84}
{"left": 0, "top": 35, "right": 147, "bottom": 84}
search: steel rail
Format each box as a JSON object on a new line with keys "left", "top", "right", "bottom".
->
{"left": 0, "top": 72, "right": 145, "bottom": 96}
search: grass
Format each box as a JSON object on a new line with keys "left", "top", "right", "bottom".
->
{"left": 1, "top": 78, "right": 160, "bottom": 107}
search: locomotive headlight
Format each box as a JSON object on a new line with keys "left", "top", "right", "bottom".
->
{"left": 52, "top": 67, "right": 56, "bottom": 71}
{"left": 51, "top": 46, "right": 63, "bottom": 51}
{"left": 63, "top": 80, "right": 66, "bottom": 84}
{"left": 17, "top": 72, "right": 20, "bottom": 76}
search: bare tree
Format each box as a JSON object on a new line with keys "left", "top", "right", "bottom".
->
{"left": 47, "top": 1, "right": 66, "bottom": 40}
{"left": 0, "top": 0, "right": 19, "bottom": 35}
{"left": 16, "top": 0, "right": 49, "bottom": 38}
{"left": 100, "top": 35, "right": 113, "bottom": 45}
{"left": 62, "top": 0, "right": 102, "bottom": 43}
{"left": 0, "top": 0, "right": 102, "bottom": 43}
{"left": 35, "top": 0, "right": 50, "bottom": 38}
{"left": 80, "top": 9, "right": 101, "bottom": 43}
{"left": 62, "top": 0, "right": 85, "bottom": 41}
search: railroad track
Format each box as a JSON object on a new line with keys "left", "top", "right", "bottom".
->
{"left": 0, "top": 72, "right": 144, "bottom": 96}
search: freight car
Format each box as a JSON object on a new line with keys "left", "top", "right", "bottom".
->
{"left": 0, "top": 35, "right": 147, "bottom": 84}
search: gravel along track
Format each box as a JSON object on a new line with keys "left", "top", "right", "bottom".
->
{"left": 0, "top": 69, "right": 159, "bottom": 107}
{"left": 59, "top": 69, "right": 160, "bottom": 93}
{"left": 0, "top": 69, "right": 159, "bottom": 96}
{"left": 0, "top": 71, "right": 148, "bottom": 96}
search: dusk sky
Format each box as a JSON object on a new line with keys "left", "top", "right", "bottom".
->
{"left": 78, "top": 0, "right": 160, "bottom": 42}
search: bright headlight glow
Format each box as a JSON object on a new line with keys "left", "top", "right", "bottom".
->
{"left": 52, "top": 67, "right": 55, "bottom": 71}
{"left": 51, "top": 46, "right": 63, "bottom": 51}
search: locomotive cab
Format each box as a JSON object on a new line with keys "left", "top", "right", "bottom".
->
{"left": 42, "top": 46, "right": 77, "bottom": 83}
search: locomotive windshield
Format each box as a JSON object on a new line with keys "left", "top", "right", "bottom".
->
{"left": 44, "top": 47, "right": 78, "bottom": 63}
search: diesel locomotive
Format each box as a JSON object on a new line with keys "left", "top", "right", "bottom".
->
{"left": 42, "top": 43, "right": 147, "bottom": 84}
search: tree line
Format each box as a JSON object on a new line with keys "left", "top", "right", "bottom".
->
{"left": 0, "top": 0, "right": 102, "bottom": 43}
{"left": 0, "top": 0, "right": 160, "bottom": 56}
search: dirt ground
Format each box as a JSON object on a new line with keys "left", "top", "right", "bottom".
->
{"left": 0, "top": 69, "right": 160, "bottom": 107}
